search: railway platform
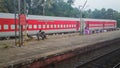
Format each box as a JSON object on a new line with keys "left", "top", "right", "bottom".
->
{"left": 0, "top": 30, "right": 120, "bottom": 68}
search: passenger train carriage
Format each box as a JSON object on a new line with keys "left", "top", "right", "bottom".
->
{"left": 0, "top": 13, "right": 117, "bottom": 38}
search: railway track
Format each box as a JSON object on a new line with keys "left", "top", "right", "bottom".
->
{"left": 76, "top": 46, "right": 120, "bottom": 68}
{"left": 113, "top": 62, "right": 120, "bottom": 68}
{"left": 39, "top": 38, "right": 120, "bottom": 68}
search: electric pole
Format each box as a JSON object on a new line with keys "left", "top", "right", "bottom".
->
{"left": 43, "top": 0, "right": 46, "bottom": 15}
{"left": 17, "top": 0, "right": 27, "bottom": 47}
{"left": 14, "top": 0, "right": 17, "bottom": 46}
{"left": 79, "top": 0, "right": 87, "bottom": 34}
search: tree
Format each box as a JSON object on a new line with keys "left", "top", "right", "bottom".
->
{"left": 0, "top": 0, "right": 15, "bottom": 13}
{"left": 101, "top": 8, "right": 106, "bottom": 19}
{"left": 92, "top": 9, "right": 101, "bottom": 18}
{"left": 82, "top": 9, "right": 93, "bottom": 18}
{"left": 82, "top": 8, "right": 120, "bottom": 27}
{"left": 67, "top": 0, "right": 75, "bottom": 5}
{"left": 27, "top": 0, "right": 55, "bottom": 15}
{"left": 106, "top": 9, "right": 114, "bottom": 19}
{"left": 0, "top": 0, "right": 120, "bottom": 27}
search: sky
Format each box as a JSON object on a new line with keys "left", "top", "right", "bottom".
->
{"left": 74, "top": 0, "right": 120, "bottom": 11}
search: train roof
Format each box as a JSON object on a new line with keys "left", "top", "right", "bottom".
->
{"left": 0, "top": 13, "right": 117, "bottom": 22}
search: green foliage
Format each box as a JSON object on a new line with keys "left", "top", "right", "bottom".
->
{"left": 67, "top": 0, "right": 75, "bottom": 5}
{"left": 0, "top": 0, "right": 120, "bottom": 27}
{"left": 83, "top": 8, "right": 120, "bottom": 27}
{"left": 116, "top": 13, "right": 120, "bottom": 27}
{"left": 0, "top": 0, "right": 14, "bottom": 13}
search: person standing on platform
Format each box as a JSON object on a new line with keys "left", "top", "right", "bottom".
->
{"left": 85, "top": 27, "right": 90, "bottom": 35}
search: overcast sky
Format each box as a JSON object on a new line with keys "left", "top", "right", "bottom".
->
{"left": 74, "top": 0, "right": 120, "bottom": 11}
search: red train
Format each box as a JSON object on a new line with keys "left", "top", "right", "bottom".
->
{"left": 0, "top": 13, "right": 117, "bottom": 38}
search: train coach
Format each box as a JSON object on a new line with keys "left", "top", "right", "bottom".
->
{"left": 0, "top": 13, "right": 117, "bottom": 39}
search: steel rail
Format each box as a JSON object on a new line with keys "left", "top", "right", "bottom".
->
{"left": 75, "top": 47, "right": 120, "bottom": 68}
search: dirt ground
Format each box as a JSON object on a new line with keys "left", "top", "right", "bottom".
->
{"left": 0, "top": 31, "right": 120, "bottom": 67}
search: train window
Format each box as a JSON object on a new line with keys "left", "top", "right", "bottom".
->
{"left": 65, "top": 24, "right": 67, "bottom": 28}
{"left": 34, "top": 25, "right": 37, "bottom": 29}
{"left": 47, "top": 25, "right": 49, "bottom": 28}
{"left": 0, "top": 25, "right": 1, "bottom": 30}
{"left": 38, "top": 25, "right": 41, "bottom": 28}
{"left": 58, "top": 25, "right": 60, "bottom": 28}
{"left": 11, "top": 25, "right": 15, "bottom": 29}
{"left": 54, "top": 24, "right": 56, "bottom": 28}
{"left": 74, "top": 25, "right": 76, "bottom": 27}
{"left": 4, "top": 25, "right": 8, "bottom": 30}
{"left": 67, "top": 24, "right": 68, "bottom": 28}
{"left": 50, "top": 24, "right": 53, "bottom": 28}
{"left": 69, "top": 25, "right": 71, "bottom": 27}
{"left": 64, "top": 25, "right": 66, "bottom": 28}
{"left": 61, "top": 24, "right": 63, "bottom": 28}
{"left": 17, "top": 25, "right": 19, "bottom": 29}
{"left": 29, "top": 25, "right": 32, "bottom": 29}
{"left": 73, "top": 25, "right": 74, "bottom": 27}
{"left": 43, "top": 25, "right": 45, "bottom": 28}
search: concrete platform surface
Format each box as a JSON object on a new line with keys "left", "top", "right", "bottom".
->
{"left": 0, "top": 31, "right": 120, "bottom": 67}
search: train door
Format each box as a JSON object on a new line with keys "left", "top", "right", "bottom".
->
{"left": 76, "top": 21, "right": 80, "bottom": 31}
{"left": 83, "top": 21, "right": 86, "bottom": 29}
{"left": 85, "top": 21, "right": 88, "bottom": 29}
